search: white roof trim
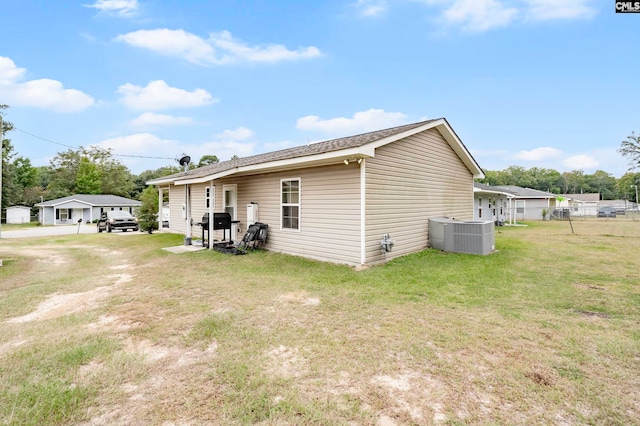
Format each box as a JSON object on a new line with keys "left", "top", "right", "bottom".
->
{"left": 473, "top": 187, "right": 515, "bottom": 197}
{"left": 46, "top": 199, "right": 95, "bottom": 208}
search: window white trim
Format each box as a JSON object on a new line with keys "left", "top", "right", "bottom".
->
{"left": 223, "top": 184, "right": 237, "bottom": 241}
{"left": 280, "top": 177, "right": 301, "bottom": 232}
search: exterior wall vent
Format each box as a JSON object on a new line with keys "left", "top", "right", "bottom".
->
{"left": 429, "top": 218, "right": 495, "bottom": 255}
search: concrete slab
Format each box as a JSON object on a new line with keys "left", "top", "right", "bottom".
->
{"left": 162, "top": 245, "right": 207, "bottom": 254}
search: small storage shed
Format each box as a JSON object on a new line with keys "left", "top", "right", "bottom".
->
{"left": 6, "top": 206, "right": 32, "bottom": 224}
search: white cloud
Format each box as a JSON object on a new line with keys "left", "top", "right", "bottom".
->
{"left": 563, "top": 154, "right": 599, "bottom": 170}
{"left": 410, "top": 0, "right": 597, "bottom": 32}
{"left": 441, "top": 0, "right": 518, "bottom": 32}
{"left": 85, "top": 0, "right": 139, "bottom": 17}
{"left": 195, "top": 127, "right": 257, "bottom": 161}
{"left": 296, "top": 109, "right": 408, "bottom": 135}
{"left": 513, "top": 147, "right": 563, "bottom": 161}
{"left": 94, "top": 132, "right": 174, "bottom": 155}
{"left": 209, "top": 30, "right": 322, "bottom": 63}
{"left": 117, "top": 80, "right": 215, "bottom": 110}
{"left": 130, "top": 112, "right": 194, "bottom": 128}
{"left": 115, "top": 29, "right": 216, "bottom": 65}
{"left": 115, "top": 29, "right": 322, "bottom": 65}
{"left": 525, "top": 0, "right": 597, "bottom": 21}
{"left": 92, "top": 129, "right": 256, "bottom": 172}
{"left": 0, "top": 56, "right": 95, "bottom": 113}
{"left": 355, "top": 0, "right": 388, "bottom": 17}
{"left": 194, "top": 140, "right": 256, "bottom": 161}
{"left": 214, "top": 127, "right": 254, "bottom": 141}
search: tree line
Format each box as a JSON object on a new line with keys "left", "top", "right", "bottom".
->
{"left": 477, "top": 166, "right": 640, "bottom": 201}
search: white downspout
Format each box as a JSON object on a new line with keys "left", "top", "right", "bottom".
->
{"left": 209, "top": 181, "right": 214, "bottom": 250}
{"left": 360, "top": 159, "right": 366, "bottom": 265}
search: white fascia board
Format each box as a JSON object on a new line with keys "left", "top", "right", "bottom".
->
{"left": 173, "top": 146, "right": 376, "bottom": 186}
{"left": 175, "top": 168, "right": 241, "bottom": 185}
{"left": 146, "top": 177, "right": 179, "bottom": 185}
{"left": 473, "top": 188, "right": 515, "bottom": 197}
{"left": 51, "top": 199, "right": 94, "bottom": 207}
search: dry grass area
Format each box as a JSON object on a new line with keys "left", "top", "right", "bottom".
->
{"left": 1, "top": 219, "right": 639, "bottom": 425}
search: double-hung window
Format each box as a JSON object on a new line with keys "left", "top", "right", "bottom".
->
{"left": 281, "top": 178, "right": 300, "bottom": 230}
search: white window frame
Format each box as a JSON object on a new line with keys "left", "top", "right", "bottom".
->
{"left": 280, "top": 177, "right": 301, "bottom": 231}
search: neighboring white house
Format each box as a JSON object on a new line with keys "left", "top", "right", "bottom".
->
{"left": 473, "top": 185, "right": 558, "bottom": 221}
{"left": 490, "top": 186, "right": 558, "bottom": 221}
{"left": 35, "top": 195, "right": 141, "bottom": 226}
{"left": 473, "top": 183, "right": 515, "bottom": 224}
{"left": 6, "top": 206, "right": 32, "bottom": 224}
{"left": 557, "top": 193, "right": 600, "bottom": 216}
{"left": 148, "top": 118, "right": 485, "bottom": 266}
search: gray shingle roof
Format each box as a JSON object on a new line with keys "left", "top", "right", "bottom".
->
{"left": 35, "top": 194, "right": 141, "bottom": 207}
{"left": 149, "top": 119, "right": 439, "bottom": 184}
{"left": 564, "top": 193, "right": 600, "bottom": 202}
{"left": 494, "top": 186, "right": 557, "bottom": 198}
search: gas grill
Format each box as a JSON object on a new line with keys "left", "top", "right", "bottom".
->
{"left": 196, "top": 212, "right": 236, "bottom": 247}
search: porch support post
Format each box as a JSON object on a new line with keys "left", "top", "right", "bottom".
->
{"left": 157, "top": 187, "right": 162, "bottom": 231}
{"left": 209, "top": 181, "right": 214, "bottom": 250}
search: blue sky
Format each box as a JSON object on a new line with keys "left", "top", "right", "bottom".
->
{"left": 1, "top": 0, "right": 637, "bottom": 176}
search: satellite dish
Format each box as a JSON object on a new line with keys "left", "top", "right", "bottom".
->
{"left": 178, "top": 155, "right": 191, "bottom": 167}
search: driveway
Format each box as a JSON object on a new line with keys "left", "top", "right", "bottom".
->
{"left": 1, "top": 224, "right": 102, "bottom": 239}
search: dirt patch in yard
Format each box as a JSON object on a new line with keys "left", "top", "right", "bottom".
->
{"left": 6, "top": 274, "right": 132, "bottom": 323}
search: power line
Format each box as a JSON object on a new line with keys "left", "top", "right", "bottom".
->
{"left": 13, "top": 127, "right": 176, "bottom": 160}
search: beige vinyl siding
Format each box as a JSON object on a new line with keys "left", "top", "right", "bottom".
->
{"left": 169, "top": 184, "right": 186, "bottom": 235}
{"left": 188, "top": 184, "right": 208, "bottom": 238}
{"left": 365, "top": 128, "right": 474, "bottom": 264}
{"left": 216, "top": 163, "right": 361, "bottom": 265}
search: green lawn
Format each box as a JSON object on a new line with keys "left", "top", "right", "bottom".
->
{"left": 0, "top": 220, "right": 638, "bottom": 425}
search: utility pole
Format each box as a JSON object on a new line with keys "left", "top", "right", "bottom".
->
{"left": 0, "top": 115, "right": 3, "bottom": 239}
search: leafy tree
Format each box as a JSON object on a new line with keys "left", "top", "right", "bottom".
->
{"left": 478, "top": 170, "right": 508, "bottom": 186}
{"left": 197, "top": 155, "right": 219, "bottom": 167}
{"left": 48, "top": 146, "right": 134, "bottom": 198}
{"left": 14, "top": 157, "right": 36, "bottom": 189}
{"left": 561, "top": 170, "right": 585, "bottom": 194}
{"left": 584, "top": 170, "right": 616, "bottom": 200}
{"left": 528, "top": 167, "right": 562, "bottom": 193}
{"left": 619, "top": 132, "right": 640, "bottom": 170}
{"left": 1, "top": 105, "right": 18, "bottom": 211}
{"left": 132, "top": 166, "right": 181, "bottom": 199}
{"left": 137, "top": 186, "right": 159, "bottom": 233}
{"left": 616, "top": 172, "right": 640, "bottom": 203}
{"left": 76, "top": 157, "right": 102, "bottom": 194}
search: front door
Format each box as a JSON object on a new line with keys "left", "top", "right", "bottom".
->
{"left": 223, "top": 185, "right": 237, "bottom": 241}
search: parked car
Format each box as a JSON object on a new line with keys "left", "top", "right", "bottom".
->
{"left": 597, "top": 206, "right": 617, "bottom": 218}
{"left": 97, "top": 211, "right": 139, "bottom": 232}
